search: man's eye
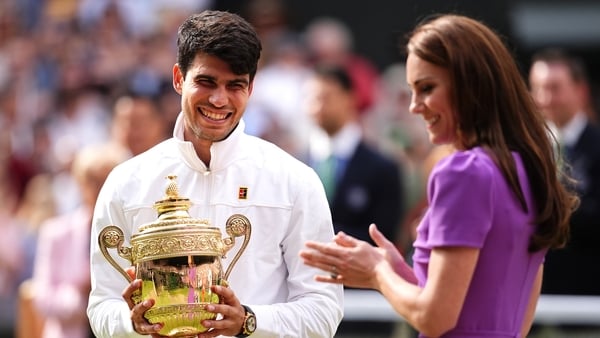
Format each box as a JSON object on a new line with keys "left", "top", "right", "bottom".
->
{"left": 229, "top": 83, "right": 246, "bottom": 90}
{"left": 198, "top": 79, "right": 215, "bottom": 87}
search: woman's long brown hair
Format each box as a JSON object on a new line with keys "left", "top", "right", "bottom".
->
{"left": 406, "top": 14, "right": 578, "bottom": 251}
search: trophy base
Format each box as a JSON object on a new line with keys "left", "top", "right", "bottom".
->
{"left": 146, "top": 304, "right": 217, "bottom": 337}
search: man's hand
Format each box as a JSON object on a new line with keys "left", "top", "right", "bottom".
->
{"left": 122, "top": 267, "right": 166, "bottom": 337}
{"left": 197, "top": 285, "right": 247, "bottom": 338}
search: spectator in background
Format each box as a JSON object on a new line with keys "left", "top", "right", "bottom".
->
{"left": 304, "top": 16, "right": 380, "bottom": 115}
{"left": 1, "top": 172, "right": 56, "bottom": 338}
{"left": 363, "top": 63, "right": 432, "bottom": 175}
{"left": 110, "top": 93, "right": 170, "bottom": 156}
{"left": 32, "top": 142, "right": 129, "bottom": 338}
{"left": 529, "top": 48, "right": 600, "bottom": 296}
{"left": 77, "top": 0, "right": 213, "bottom": 39}
{"left": 0, "top": 127, "right": 33, "bottom": 337}
{"left": 305, "top": 63, "right": 404, "bottom": 247}
{"left": 240, "top": 0, "right": 315, "bottom": 159}
{"left": 45, "top": 87, "right": 111, "bottom": 214}
{"left": 244, "top": 33, "right": 314, "bottom": 159}
{"left": 242, "top": 0, "right": 294, "bottom": 67}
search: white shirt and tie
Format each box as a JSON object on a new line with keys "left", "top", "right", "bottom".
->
{"left": 309, "top": 122, "right": 362, "bottom": 203}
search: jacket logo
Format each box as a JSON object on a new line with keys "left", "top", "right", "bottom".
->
{"left": 238, "top": 187, "right": 248, "bottom": 200}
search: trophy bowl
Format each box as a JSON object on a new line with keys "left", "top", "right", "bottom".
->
{"left": 138, "top": 254, "right": 222, "bottom": 335}
{"left": 99, "top": 175, "right": 251, "bottom": 337}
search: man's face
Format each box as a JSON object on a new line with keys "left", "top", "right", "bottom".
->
{"left": 112, "top": 97, "right": 166, "bottom": 156}
{"left": 529, "top": 61, "right": 583, "bottom": 128}
{"left": 173, "top": 53, "right": 252, "bottom": 145}
{"left": 305, "top": 76, "right": 354, "bottom": 136}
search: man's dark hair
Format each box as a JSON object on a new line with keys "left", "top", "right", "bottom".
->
{"left": 176, "top": 10, "right": 262, "bottom": 80}
{"left": 313, "top": 63, "right": 354, "bottom": 92}
{"left": 531, "top": 48, "right": 588, "bottom": 84}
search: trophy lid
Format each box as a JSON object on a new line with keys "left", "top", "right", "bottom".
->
{"left": 137, "top": 175, "right": 216, "bottom": 232}
{"left": 128, "top": 175, "right": 225, "bottom": 263}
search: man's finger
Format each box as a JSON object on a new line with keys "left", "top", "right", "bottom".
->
{"left": 126, "top": 266, "right": 136, "bottom": 280}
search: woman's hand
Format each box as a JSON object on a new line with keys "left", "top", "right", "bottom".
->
{"left": 367, "top": 224, "right": 417, "bottom": 284}
{"left": 300, "top": 224, "right": 403, "bottom": 290}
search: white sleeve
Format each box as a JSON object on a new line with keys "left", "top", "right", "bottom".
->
{"left": 249, "top": 169, "right": 344, "bottom": 338}
{"left": 87, "top": 172, "right": 145, "bottom": 338}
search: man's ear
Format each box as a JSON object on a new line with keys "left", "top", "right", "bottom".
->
{"left": 577, "top": 81, "right": 590, "bottom": 107}
{"left": 173, "top": 64, "right": 183, "bottom": 95}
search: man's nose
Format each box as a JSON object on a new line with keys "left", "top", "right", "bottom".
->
{"left": 208, "top": 87, "right": 228, "bottom": 107}
{"left": 532, "top": 89, "right": 552, "bottom": 108}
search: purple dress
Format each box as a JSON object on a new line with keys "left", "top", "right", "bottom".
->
{"left": 412, "top": 147, "right": 546, "bottom": 338}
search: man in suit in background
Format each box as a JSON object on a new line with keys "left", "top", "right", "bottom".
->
{"left": 529, "top": 48, "right": 600, "bottom": 296}
{"left": 305, "top": 63, "right": 405, "bottom": 246}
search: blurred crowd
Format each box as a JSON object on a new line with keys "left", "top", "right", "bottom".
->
{"left": 0, "top": 0, "right": 439, "bottom": 337}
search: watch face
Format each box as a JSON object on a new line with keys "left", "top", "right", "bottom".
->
{"left": 247, "top": 316, "right": 257, "bottom": 332}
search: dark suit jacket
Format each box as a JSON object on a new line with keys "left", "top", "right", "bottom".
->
{"left": 542, "top": 122, "right": 600, "bottom": 295}
{"left": 330, "top": 141, "right": 404, "bottom": 245}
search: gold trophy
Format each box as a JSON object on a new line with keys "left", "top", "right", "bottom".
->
{"left": 98, "top": 175, "right": 251, "bottom": 337}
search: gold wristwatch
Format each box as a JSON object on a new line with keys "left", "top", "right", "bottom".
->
{"left": 236, "top": 305, "right": 256, "bottom": 337}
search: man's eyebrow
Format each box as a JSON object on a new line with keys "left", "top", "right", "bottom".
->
{"left": 193, "top": 74, "right": 249, "bottom": 86}
{"left": 194, "top": 74, "right": 216, "bottom": 81}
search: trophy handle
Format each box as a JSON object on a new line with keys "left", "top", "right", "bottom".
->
{"left": 98, "top": 225, "right": 134, "bottom": 282}
{"left": 222, "top": 214, "right": 252, "bottom": 280}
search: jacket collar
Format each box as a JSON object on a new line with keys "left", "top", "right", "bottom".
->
{"left": 173, "top": 112, "right": 248, "bottom": 172}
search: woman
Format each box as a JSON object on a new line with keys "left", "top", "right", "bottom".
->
{"left": 300, "top": 14, "right": 578, "bottom": 338}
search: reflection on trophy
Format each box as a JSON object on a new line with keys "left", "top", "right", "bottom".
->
{"left": 98, "top": 175, "right": 251, "bottom": 337}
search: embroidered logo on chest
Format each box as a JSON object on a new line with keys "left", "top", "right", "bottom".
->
{"left": 238, "top": 187, "right": 248, "bottom": 200}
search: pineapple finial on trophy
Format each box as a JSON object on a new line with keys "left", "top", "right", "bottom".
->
{"left": 151, "top": 174, "right": 192, "bottom": 221}
{"left": 165, "top": 174, "right": 179, "bottom": 198}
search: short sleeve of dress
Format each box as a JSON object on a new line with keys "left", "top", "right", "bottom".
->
{"left": 426, "top": 150, "right": 495, "bottom": 248}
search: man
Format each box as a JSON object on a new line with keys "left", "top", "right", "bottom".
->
{"left": 110, "top": 93, "right": 170, "bottom": 156}
{"left": 305, "top": 64, "right": 404, "bottom": 247}
{"left": 87, "top": 11, "right": 343, "bottom": 338}
{"left": 529, "top": 48, "right": 600, "bottom": 296}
